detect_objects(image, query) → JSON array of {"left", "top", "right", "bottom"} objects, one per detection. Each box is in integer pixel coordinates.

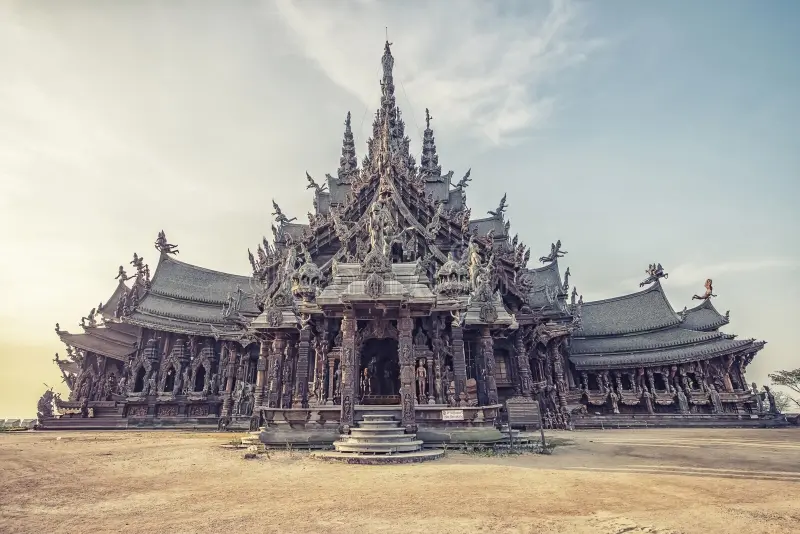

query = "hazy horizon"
[{"left": 1, "top": 0, "right": 798, "bottom": 417}]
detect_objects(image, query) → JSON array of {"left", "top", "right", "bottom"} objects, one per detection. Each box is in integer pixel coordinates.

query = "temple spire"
[
  {"left": 338, "top": 111, "right": 358, "bottom": 182},
  {"left": 419, "top": 108, "right": 441, "bottom": 178}
]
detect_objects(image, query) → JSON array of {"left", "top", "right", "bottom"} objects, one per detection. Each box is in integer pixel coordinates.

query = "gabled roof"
[
  {"left": 148, "top": 255, "right": 258, "bottom": 312},
  {"left": 574, "top": 282, "right": 681, "bottom": 337},
  {"left": 58, "top": 325, "right": 138, "bottom": 361},
  {"left": 468, "top": 216, "right": 505, "bottom": 238},
  {"left": 680, "top": 299, "right": 729, "bottom": 331},
  {"left": 98, "top": 281, "right": 129, "bottom": 320},
  {"left": 519, "top": 260, "right": 565, "bottom": 310},
  {"left": 570, "top": 337, "right": 758, "bottom": 370},
  {"left": 571, "top": 327, "right": 723, "bottom": 355}
]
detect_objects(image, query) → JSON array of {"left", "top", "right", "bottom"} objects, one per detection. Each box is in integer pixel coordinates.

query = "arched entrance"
[{"left": 359, "top": 338, "right": 399, "bottom": 404}]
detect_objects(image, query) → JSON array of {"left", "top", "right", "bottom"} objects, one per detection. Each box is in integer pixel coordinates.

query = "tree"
[
  {"left": 773, "top": 391, "right": 794, "bottom": 413},
  {"left": 768, "top": 369, "right": 800, "bottom": 410}
]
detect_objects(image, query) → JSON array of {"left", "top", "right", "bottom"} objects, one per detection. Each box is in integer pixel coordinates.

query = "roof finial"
[
  {"left": 419, "top": 108, "right": 441, "bottom": 178},
  {"left": 425, "top": 108, "right": 433, "bottom": 130}
]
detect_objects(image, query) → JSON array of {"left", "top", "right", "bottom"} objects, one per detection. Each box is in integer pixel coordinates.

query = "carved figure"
[
  {"left": 271, "top": 199, "right": 297, "bottom": 225},
  {"left": 676, "top": 388, "right": 689, "bottom": 414},
  {"left": 416, "top": 360, "right": 427, "bottom": 402},
  {"left": 305, "top": 171, "right": 329, "bottom": 193},
  {"left": 763, "top": 385, "right": 780, "bottom": 414},
  {"left": 487, "top": 193, "right": 507, "bottom": 218},
  {"left": 751, "top": 382, "right": 763, "bottom": 413},
  {"left": 692, "top": 279, "right": 717, "bottom": 300},
  {"left": 609, "top": 390, "right": 620, "bottom": 414},
  {"left": 539, "top": 240, "right": 567, "bottom": 263},
  {"left": 360, "top": 368, "right": 371, "bottom": 398},
  {"left": 640, "top": 263, "right": 668, "bottom": 287},
  {"left": 37, "top": 388, "right": 56, "bottom": 419},
  {"left": 115, "top": 266, "right": 133, "bottom": 282},
  {"left": 709, "top": 385, "right": 722, "bottom": 414},
  {"left": 454, "top": 168, "right": 471, "bottom": 189},
  {"left": 154, "top": 230, "right": 179, "bottom": 254}
]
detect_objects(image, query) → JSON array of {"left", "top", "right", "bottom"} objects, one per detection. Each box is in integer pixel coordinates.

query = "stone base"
[
  {"left": 310, "top": 449, "right": 444, "bottom": 465},
  {"left": 572, "top": 413, "right": 791, "bottom": 429}
]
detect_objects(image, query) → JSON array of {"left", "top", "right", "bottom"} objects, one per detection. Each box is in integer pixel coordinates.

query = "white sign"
[{"left": 441, "top": 409, "right": 464, "bottom": 421}]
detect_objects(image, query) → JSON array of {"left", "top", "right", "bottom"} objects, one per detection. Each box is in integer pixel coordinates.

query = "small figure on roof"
[
  {"left": 487, "top": 193, "right": 508, "bottom": 218},
  {"left": 639, "top": 262, "right": 668, "bottom": 287},
  {"left": 539, "top": 240, "right": 567, "bottom": 263},
  {"left": 154, "top": 230, "right": 179, "bottom": 255},
  {"left": 115, "top": 266, "right": 133, "bottom": 282},
  {"left": 454, "top": 168, "right": 471, "bottom": 189},
  {"left": 305, "top": 171, "right": 328, "bottom": 193},
  {"left": 691, "top": 279, "right": 717, "bottom": 300},
  {"left": 271, "top": 200, "right": 297, "bottom": 225}
]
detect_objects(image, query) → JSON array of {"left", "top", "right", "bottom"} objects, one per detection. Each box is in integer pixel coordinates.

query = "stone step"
[
  {"left": 357, "top": 421, "right": 401, "bottom": 430},
  {"left": 361, "top": 414, "right": 396, "bottom": 422},
  {"left": 334, "top": 440, "right": 423, "bottom": 454},
  {"left": 349, "top": 425, "right": 406, "bottom": 435},
  {"left": 341, "top": 433, "right": 416, "bottom": 444},
  {"left": 311, "top": 449, "right": 444, "bottom": 465}
]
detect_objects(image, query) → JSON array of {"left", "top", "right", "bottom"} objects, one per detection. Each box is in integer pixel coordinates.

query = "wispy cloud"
[{"left": 271, "top": 0, "right": 600, "bottom": 145}]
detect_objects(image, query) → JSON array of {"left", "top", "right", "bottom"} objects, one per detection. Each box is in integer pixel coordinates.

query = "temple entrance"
[
  {"left": 358, "top": 338, "right": 400, "bottom": 405},
  {"left": 133, "top": 367, "right": 146, "bottom": 393}
]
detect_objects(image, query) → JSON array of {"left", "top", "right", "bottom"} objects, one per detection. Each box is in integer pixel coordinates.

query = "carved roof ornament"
[
  {"left": 434, "top": 252, "right": 470, "bottom": 298},
  {"left": 80, "top": 308, "right": 98, "bottom": 329},
  {"left": 539, "top": 240, "right": 567, "bottom": 263},
  {"left": 691, "top": 278, "right": 717, "bottom": 301},
  {"left": 419, "top": 108, "right": 442, "bottom": 180},
  {"left": 640, "top": 262, "right": 668, "bottom": 287},
  {"left": 454, "top": 168, "right": 471, "bottom": 190},
  {"left": 271, "top": 200, "right": 296, "bottom": 226},
  {"left": 305, "top": 171, "right": 328, "bottom": 193},
  {"left": 487, "top": 193, "right": 508, "bottom": 219},
  {"left": 154, "top": 230, "right": 179, "bottom": 255},
  {"left": 563, "top": 267, "right": 571, "bottom": 292},
  {"left": 115, "top": 265, "right": 133, "bottom": 283},
  {"left": 291, "top": 244, "right": 323, "bottom": 303}
]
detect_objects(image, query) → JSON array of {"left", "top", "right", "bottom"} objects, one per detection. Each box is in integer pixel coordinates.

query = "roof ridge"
[
  {"left": 582, "top": 280, "right": 665, "bottom": 306},
  {"left": 157, "top": 254, "right": 251, "bottom": 281}
]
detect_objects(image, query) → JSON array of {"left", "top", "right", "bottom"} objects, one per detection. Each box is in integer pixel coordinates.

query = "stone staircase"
[{"left": 312, "top": 414, "right": 444, "bottom": 464}]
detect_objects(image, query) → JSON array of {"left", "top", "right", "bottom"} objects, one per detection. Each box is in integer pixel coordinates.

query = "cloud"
[{"left": 271, "top": 0, "right": 599, "bottom": 145}]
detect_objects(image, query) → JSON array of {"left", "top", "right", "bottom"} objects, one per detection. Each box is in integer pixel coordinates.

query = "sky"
[{"left": 0, "top": 0, "right": 798, "bottom": 417}]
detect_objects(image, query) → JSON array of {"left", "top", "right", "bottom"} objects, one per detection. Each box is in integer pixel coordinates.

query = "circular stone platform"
[{"left": 310, "top": 449, "right": 444, "bottom": 465}]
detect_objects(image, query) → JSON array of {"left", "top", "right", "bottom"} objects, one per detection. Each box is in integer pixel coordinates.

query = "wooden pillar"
[
  {"left": 294, "top": 326, "right": 312, "bottom": 408},
  {"left": 398, "top": 311, "right": 416, "bottom": 431},
  {"left": 338, "top": 313, "right": 357, "bottom": 431},
  {"left": 481, "top": 327, "right": 498, "bottom": 405},
  {"left": 326, "top": 352, "right": 337, "bottom": 405},
  {"left": 223, "top": 343, "right": 240, "bottom": 416},
  {"left": 425, "top": 354, "right": 435, "bottom": 404},
  {"left": 549, "top": 340, "right": 568, "bottom": 411},
  {"left": 266, "top": 335, "right": 285, "bottom": 408},
  {"left": 451, "top": 325, "right": 467, "bottom": 401},
  {"left": 514, "top": 331, "right": 533, "bottom": 398}
]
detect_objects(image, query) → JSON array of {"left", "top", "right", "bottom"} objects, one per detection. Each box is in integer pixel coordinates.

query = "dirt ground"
[{"left": 1, "top": 428, "right": 798, "bottom": 534}]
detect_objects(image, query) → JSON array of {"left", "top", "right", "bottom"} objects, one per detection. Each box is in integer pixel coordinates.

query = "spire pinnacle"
[
  {"left": 337, "top": 111, "right": 358, "bottom": 182},
  {"left": 419, "top": 107, "right": 441, "bottom": 178}
]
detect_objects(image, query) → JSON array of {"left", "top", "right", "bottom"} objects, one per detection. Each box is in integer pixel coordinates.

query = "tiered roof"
[
  {"left": 57, "top": 322, "right": 138, "bottom": 361},
  {"left": 570, "top": 282, "right": 764, "bottom": 370}
]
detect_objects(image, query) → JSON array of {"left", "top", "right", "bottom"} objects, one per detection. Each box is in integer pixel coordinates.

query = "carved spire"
[
  {"left": 337, "top": 112, "right": 358, "bottom": 183},
  {"left": 419, "top": 108, "right": 441, "bottom": 179}
]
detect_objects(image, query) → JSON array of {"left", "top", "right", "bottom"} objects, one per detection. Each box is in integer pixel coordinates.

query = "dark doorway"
[
  {"left": 194, "top": 365, "right": 206, "bottom": 392},
  {"left": 133, "top": 367, "right": 146, "bottom": 393},
  {"left": 359, "top": 338, "right": 399, "bottom": 404},
  {"left": 654, "top": 373, "right": 667, "bottom": 391}
]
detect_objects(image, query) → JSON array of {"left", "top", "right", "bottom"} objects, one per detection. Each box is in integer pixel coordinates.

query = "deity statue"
[
  {"left": 182, "top": 367, "right": 192, "bottom": 394},
  {"left": 709, "top": 384, "right": 722, "bottom": 414},
  {"left": 487, "top": 193, "right": 507, "bottom": 218},
  {"left": 360, "top": 368, "right": 371, "bottom": 398},
  {"left": 763, "top": 386, "right": 780, "bottom": 414},
  {"left": 609, "top": 390, "right": 620, "bottom": 414},
  {"left": 465, "top": 235, "right": 482, "bottom": 289},
  {"left": 751, "top": 382, "right": 763, "bottom": 413},
  {"left": 154, "top": 230, "right": 179, "bottom": 254},
  {"left": 271, "top": 199, "right": 297, "bottom": 225},
  {"left": 305, "top": 171, "right": 328, "bottom": 193},
  {"left": 416, "top": 360, "right": 427, "bottom": 402},
  {"left": 539, "top": 240, "right": 567, "bottom": 263},
  {"left": 692, "top": 279, "right": 717, "bottom": 300},
  {"left": 640, "top": 263, "right": 668, "bottom": 287}
]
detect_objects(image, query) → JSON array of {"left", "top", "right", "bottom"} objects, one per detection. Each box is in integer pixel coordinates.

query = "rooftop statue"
[
  {"left": 305, "top": 171, "right": 328, "bottom": 193},
  {"left": 640, "top": 263, "right": 668, "bottom": 287},
  {"left": 154, "top": 230, "right": 179, "bottom": 255},
  {"left": 487, "top": 193, "right": 508, "bottom": 218},
  {"left": 692, "top": 279, "right": 717, "bottom": 300},
  {"left": 115, "top": 266, "right": 133, "bottom": 282},
  {"left": 271, "top": 200, "right": 296, "bottom": 226},
  {"left": 454, "top": 168, "right": 471, "bottom": 189},
  {"left": 539, "top": 240, "right": 567, "bottom": 263}
]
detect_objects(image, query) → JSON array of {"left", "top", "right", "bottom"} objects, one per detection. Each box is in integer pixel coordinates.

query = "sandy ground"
[{"left": 1, "top": 428, "right": 798, "bottom": 534}]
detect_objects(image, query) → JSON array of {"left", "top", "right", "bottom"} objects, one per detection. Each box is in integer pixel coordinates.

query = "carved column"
[
  {"left": 425, "top": 354, "right": 435, "bottom": 404},
  {"left": 481, "top": 327, "right": 498, "bottom": 405},
  {"left": 338, "top": 313, "right": 357, "bottom": 431},
  {"left": 326, "top": 352, "right": 337, "bottom": 405},
  {"left": 451, "top": 325, "right": 467, "bottom": 401},
  {"left": 224, "top": 343, "right": 241, "bottom": 416},
  {"left": 514, "top": 332, "right": 533, "bottom": 398},
  {"left": 549, "top": 340, "right": 568, "bottom": 411},
  {"left": 398, "top": 311, "right": 416, "bottom": 431},
  {"left": 293, "top": 326, "right": 312, "bottom": 408},
  {"left": 266, "top": 335, "right": 285, "bottom": 408}
]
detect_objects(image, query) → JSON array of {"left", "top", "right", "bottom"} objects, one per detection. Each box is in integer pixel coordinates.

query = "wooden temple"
[{"left": 40, "top": 42, "right": 774, "bottom": 442}]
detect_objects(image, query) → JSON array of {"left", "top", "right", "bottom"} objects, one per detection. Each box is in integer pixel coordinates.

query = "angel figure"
[
  {"left": 454, "top": 168, "right": 472, "bottom": 189},
  {"left": 272, "top": 200, "right": 297, "bottom": 225},
  {"left": 487, "top": 193, "right": 508, "bottom": 218},
  {"left": 305, "top": 171, "right": 328, "bottom": 193},
  {"left": 692, "top": 279, "right": 717, "bottom": 300},
  {"left": 115, "top": 266, "right": 133, "bottom": 282},
  {"left": 154, "top": 230, "right": 179, "bottom": 254},
  {"left": 539, "top": 240, "right": 567, "bottom": 263}
]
